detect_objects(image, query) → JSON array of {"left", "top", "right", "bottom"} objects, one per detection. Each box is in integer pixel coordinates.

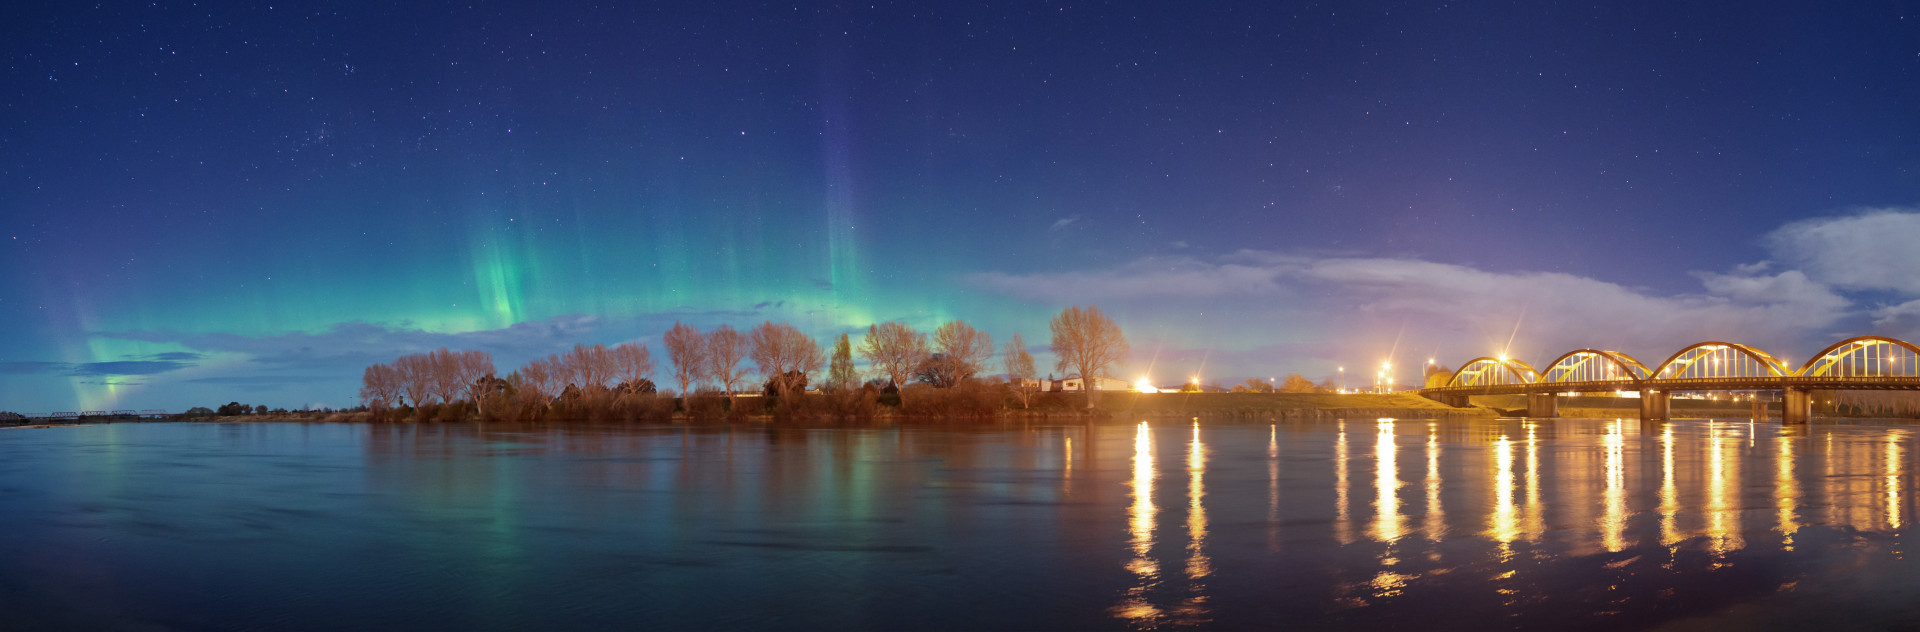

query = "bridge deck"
[{"left": 1422, "top": 376, "right": 1920, "bottom": 397}]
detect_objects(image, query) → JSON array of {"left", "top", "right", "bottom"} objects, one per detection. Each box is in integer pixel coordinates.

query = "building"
[{"left": 1020, "top": 376, "right": 1133, "bottom": 392}]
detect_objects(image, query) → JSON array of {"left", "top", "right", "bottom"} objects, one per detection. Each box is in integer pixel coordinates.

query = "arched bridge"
[{"left": 1419, "top": 336, "right": 1920, "bottom": 423}]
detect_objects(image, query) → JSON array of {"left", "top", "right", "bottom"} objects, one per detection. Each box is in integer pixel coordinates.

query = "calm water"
[{"left": 4, "top": 418, "right": 1920, "bottom": 630}]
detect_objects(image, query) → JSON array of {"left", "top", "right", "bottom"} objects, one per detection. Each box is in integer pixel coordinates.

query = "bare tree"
[
  {"left": 750, "top": 321, "right": 824, "bottom": 399},
  {"left": 560, "top": 343, "right": 616, "bottom": 391},
  {"left": 929, "top": 320, "right": 994, "bottom": 386},
  {"left": 455, "top": 350, "right": 496, "bottom": 413},
  {"left": 360, "top": 363, "right": 402, "bottom": 410},
  {"left": 859, "top": 321, "right": 929, "bottom": 393},
  {"left": 664, "top": 322, "right": 706, "bottom": 405},
  {"left": 515, "top": 357, "right": 561, "bottom": 405},
  {"left": 610, "top": 342, "right": 654, "bottom": 394},
  {"left": 1002, "top": 333, "right": 1036, "bottom": 408},
  {"left": 425, "top": 348, "right": 466, "bottom": 405},
  {"left": 1049, "top": 305, "right": 1129, "bottom": 409},
  {"left": 703, "top": 324, "right": 748, "bottom": 405},
  {"left": 394, "top": 353, "right": 435, "bottom": 408}
]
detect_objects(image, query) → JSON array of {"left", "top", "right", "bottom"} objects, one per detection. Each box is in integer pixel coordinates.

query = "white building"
[{"left": 1021, "top": 376, "right": 1133, "bottom": 392}]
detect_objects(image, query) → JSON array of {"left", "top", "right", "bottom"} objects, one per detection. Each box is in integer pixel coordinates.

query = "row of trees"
[
  {"left": 360, "top": 349, "right": 497, "bottom": 411},
  {"left": 360, "top": 305, "right": 1133, "bottom": 418}
]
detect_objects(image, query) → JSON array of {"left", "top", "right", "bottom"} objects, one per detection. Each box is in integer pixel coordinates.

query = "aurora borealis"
[{"left": 4, "top": 3, "right": 1919, "bottom": 412}]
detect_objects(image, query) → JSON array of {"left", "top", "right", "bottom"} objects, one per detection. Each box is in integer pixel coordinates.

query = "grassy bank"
[{"left": 1078, "top": 392, "right": 1493, "bottom": 420}]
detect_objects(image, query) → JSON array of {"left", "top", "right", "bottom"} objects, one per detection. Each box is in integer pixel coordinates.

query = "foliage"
[
  {"left": 828, "top": 333, "right": 856, "bottom": 390},
  {"left": 1278, "top": 373, "right": 1318, "bottom": 393},
  {"left": 762, "top": 370, "right": 810, "bottom": 396}
]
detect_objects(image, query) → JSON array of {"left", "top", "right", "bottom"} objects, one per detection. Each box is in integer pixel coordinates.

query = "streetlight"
[{"left": 1339, "top": 367, "right": 1345, "bottom": 393}]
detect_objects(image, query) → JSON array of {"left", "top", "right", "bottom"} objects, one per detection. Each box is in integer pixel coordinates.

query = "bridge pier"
[
  {"left": 1782, "top": 388, "right": 1812, "bottom": 424},
  {"left": 1639, "top": 390, "right": 1669, "bottom": 421},
  {"left": 1526, "top": 392, "right": 1558, "bottom": 418},
  {"left": 1422, "top": 392, "right": 1472, "bottom": 408}
]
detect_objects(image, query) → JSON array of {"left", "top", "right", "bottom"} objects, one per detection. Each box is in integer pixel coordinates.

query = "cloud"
[
  {"left": 965, "top": 249, "right": 1855, "bottom": 362},
  {"left": 0, "top": 359, "right": 198, "bottom": 376},
  {"left": 69, "top": 360, "right": 199, "bottom": 376},
  {"left": 965, "top": 254, "right": 1293, "bottom": 301},
  {"left": 93, "top": 309, "right": 779, "bottom": 376},
  {"left": 1049, "top": 215, "right": 1081, "bottom": 231},
  {"left": 0, "top": 361, "right": 67, "bottom": 375},
  {"left": 1872, "top": 299, "right": 1920, "bottom": 334},
  {"left": 1766, "top": 208, "right": 1920, "bottom": 295}
]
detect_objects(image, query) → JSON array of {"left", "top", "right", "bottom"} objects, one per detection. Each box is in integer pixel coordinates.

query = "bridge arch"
[
  {"left": 1540, "top": 349, "right": 1650, "bottom": 384},
  {"left": 1446, "top": 357, "right": 1540, "bottom": 388},
  {"left": 1652, "top": 341, "right": 1789, "bottom": 380},
  {"left": 1795, "top": 336, "right": 1920, "bottom": 378}
]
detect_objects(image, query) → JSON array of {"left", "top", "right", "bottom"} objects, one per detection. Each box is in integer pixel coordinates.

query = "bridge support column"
[
  {"left": 1782, "top": 388, "right": 1812, "bottom": 424},
  {"left": 1421, "top": 392, "right": 1472, "bottom": 408},
  {"left": 1526, "top": 392, "right": 1558, "bottom": 418},
  {"left": 1639, "top": 390, "right": 1669, "bottom": 421}
]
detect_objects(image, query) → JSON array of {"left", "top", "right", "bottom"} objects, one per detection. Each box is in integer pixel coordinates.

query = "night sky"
[{"left": 4, "top": 2, "right": 1919, "bottom": 412}]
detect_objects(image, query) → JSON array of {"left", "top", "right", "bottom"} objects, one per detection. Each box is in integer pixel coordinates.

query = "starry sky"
[{"left": 4, "top": 2, "right": 1919, "bottom": 412}]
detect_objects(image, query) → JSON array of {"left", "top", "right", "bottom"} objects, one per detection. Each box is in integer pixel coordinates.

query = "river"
[{"left": 2, "top": 418, "right": 1919, "bottom": 630}]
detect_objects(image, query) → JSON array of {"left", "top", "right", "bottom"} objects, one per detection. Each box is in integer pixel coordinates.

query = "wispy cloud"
[
  {"left": 1049, "top": 215, "right": 1081, "bottom": 231},
  {"left": 1766, "top": 208, "right": 1920, "bottom": 295},
  {"left": 0, "top": 358, "right": 200, "bottom": 377},
  {"left": 965, "top": 246, "right": 1858, "bottom": 364}
]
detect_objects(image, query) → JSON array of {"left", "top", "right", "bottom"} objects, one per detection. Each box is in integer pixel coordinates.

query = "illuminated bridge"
[{"left": 1419, "top": 336, "right": 1920, "bottom": 423}]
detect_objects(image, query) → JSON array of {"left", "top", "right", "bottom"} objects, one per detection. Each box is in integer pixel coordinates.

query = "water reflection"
[
  {"left": 1707, "top": 421, "right": 1745, "bottom": 558},
  {"left": 1889, "top": 432, "right": 1903, "bottom": 530},
  {"left": 1423, "top": 422, "right": 1444, "bottom": 542},
  {"left": 1602, "top": 419, "right": 1626, "bottom": 553},
  {"left": 1180, "top": 422, "right": 1210, "bottom": 623},
  {"left": 1335, "top": 420, "right": 1352, "bottom": 545},
  {"left": 1373, "top": 419, "right": 1403, "bottom": 543},
  {"left": 16, "top": 419, "right": 1920, "bottom": 629},
  {"left": 1778, "top": 427, "right": 1800, "bottom": 549},
  {"left": 1491, "top": 433, "right": 1518, "bottom": 547},
  {"left": 1117, "top": 422, "right": 1159, "bottom": 623},
  {"left": 1269, "top": 425, "right": 1280, "bottom": 551}
]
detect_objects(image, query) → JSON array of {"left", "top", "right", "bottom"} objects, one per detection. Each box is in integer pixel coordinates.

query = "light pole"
[{"left": 1338, "top": 367, "right": 1345, "bottom": 393}]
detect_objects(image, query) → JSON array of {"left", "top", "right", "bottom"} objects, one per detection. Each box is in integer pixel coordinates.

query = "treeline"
[{"left": 359, "top": 306, "right": 1131, "bottom": 421}]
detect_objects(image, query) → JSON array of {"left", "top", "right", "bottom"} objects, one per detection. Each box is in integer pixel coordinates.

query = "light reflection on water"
[{"left": 10, "top": 419, "right": 1920, "bottom": 629}]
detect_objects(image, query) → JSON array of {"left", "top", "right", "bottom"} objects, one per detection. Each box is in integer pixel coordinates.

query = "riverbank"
[{"left": 1086, "top": 391, "right": 1494, "bottom": 420}]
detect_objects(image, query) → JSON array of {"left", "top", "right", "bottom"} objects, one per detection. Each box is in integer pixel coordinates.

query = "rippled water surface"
[{"left": 6, "top": 418, "right": 1920, "bottom": 630}]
